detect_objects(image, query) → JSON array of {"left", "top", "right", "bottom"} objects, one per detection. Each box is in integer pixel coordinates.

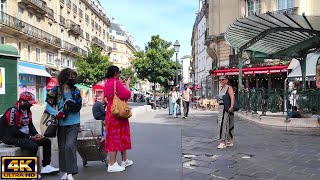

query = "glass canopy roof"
[{"left": 225, "top": 13, "right": 320, "bottom": 59}]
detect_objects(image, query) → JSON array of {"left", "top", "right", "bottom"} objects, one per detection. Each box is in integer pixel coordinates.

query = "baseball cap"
[{"left": 19, "top": 92, "right": 36, "bottom": 104}]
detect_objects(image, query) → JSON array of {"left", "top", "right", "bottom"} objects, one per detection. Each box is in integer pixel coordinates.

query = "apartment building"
[
  {"left": 192, "top": 0, "right": 320, "bottom": 97},
  {"left": 109, "top": 19, "right": 136, "bottom": 69},
  {"left": 0, "top": 0, "right": 110, "bottom": 103}
]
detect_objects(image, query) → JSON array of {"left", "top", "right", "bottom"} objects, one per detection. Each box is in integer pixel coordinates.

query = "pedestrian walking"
[
  {"left": 46, "top": 68, "right": 82, "bottom": 180},
  {"left": 0, "top": 92, "right": 59, "bottom": 179},
  {"left": 104, "top": 65, "right": 133, "bottom": 173},
  {"left": 172, "top": 86, "right": 180, "bottom": 118},
  {"left": 217, "top": 76, "right": 235, "bottom": 149},
  {"left": 182, "top": 84, "right": 192, "bottom": 119}
]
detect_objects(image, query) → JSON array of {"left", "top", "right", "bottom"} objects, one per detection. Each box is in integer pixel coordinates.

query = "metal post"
[
  {"left": 175, "top": 52, "right": 178, "bottom": 86},
  {"left": 299, "top": 55, "right": 307, "bottom": 89},
  {"left": 238, "top": 50, "right": 243, "bottom": 94}
]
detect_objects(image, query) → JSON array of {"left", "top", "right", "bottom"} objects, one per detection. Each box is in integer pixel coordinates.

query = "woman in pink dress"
[{"left": 104, "top": 65, "right": 133, "bottom": 172}]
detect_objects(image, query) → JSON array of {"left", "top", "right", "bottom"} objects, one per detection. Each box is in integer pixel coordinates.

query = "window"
[
  {"left": 1, "top": 0, "right": 7, "bottom": 13},
  {"left": 47, "top": 52, "right": 54, "bottom": 64},
  {"left": 28, "top": 12, "right": 33, "bottom": 24},
  {"left": 61, "top": 58, "right": 65, "bottom": 67},
  {"left": 18, "top": 7, "right": 23, "bottom": 20},
  {"left": 0, "top": 37, "right": 5, "bottom": 44},
  {"left": 28, "top": 45, "right": 32, "bottom": 61},
  {"left": 36, "top": 48, "right": 41, "bottom": 62},
  {"left": 67, "top": 59, "right": 70, "bottom": 67},
  {"left": 247, "top": 0, "right": 261, "bottom": 16},
  {"left": 277, "top": 0, "right": 294, "bottom": 10}
]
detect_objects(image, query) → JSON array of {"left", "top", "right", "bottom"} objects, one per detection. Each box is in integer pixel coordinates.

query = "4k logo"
[{"left": 1, "top": 157, "right": 38, "bottom": 179}]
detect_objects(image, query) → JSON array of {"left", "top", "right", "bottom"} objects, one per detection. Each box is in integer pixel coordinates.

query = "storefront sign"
[{"left": 0, "top": 67, "right": 5, "bottom": 94}]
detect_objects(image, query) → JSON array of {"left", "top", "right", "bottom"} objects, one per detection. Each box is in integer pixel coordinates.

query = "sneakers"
[
  {"left": 107, "top": 162, "right": 125, "bottom": 172},
  {"left": 226, "top": 142, "right": 234, "bottom": 147},
  {"left": 61, "top": 173, "right": 67, "bottom": 180},
  {"left": 217, "top": 143, "right": 226, "bottom": 149},
  {"left": 121, "top": 159, "right": 133, "bottom": 167},
  {"left": 40, "top": 165, "right": 59, "bottom": 174}
]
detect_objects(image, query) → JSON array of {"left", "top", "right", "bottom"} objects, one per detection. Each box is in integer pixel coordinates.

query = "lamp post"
[{"left": 173, "top": 40, "right": 180, "bottom": 86}]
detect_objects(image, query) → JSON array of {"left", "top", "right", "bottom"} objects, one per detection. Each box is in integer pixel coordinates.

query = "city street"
[{"left": 26, "top": 108, "right": 320, "bottom": 180}]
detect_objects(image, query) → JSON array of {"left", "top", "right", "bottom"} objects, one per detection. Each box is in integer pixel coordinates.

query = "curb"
[{"left": 235, "top": 111, "right": 320, "bottom": 135}]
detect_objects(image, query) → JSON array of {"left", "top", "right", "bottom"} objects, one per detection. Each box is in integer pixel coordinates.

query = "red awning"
[
  {"left": 46, "top": 77, "right": 58, "bottom": 90},
  {"left": 213, "top": 65, "right": 288, "bottom": 76}
]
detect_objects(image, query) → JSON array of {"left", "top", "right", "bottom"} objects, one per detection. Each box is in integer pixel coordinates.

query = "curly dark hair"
[{"left": 58, "top": 68, "right": 77, "bottom": 85}]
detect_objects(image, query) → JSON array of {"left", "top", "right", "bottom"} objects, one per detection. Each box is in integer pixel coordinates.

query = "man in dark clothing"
[
  {"left": 0, "top": 92, "right": 59, "bottom": 175},
  {"left": 92, "top": 97, "right": 106, "bottom": 120}
]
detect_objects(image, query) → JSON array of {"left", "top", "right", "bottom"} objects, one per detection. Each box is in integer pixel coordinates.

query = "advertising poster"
[
  {"left": 0, "top": 67, "right": 5, "bottom": 94},
  {"left": 317, "top": 58, "right": 320, "bottom": 88}
]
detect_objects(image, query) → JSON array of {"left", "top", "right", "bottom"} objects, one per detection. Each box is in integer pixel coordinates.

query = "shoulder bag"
[
  {"left": 223, "top": 86, "right": 240, "bottom": 111},
  {"left": 111, "top": 81, "right": 132, "bottom": 119}
]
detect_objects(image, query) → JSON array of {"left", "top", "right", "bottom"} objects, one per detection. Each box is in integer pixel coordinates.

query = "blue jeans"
[{"left": 173, "top": 103, "right": 178, "bottom": 117}]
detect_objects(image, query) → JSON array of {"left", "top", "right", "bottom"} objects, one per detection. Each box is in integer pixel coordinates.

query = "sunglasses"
[{"left": 219, "top": 79, "right": 226, "bottom": 81}]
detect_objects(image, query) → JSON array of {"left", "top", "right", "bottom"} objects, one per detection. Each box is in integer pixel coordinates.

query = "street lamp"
[{"left": 173, "top": 40, "right": 180, "bottom": 86}]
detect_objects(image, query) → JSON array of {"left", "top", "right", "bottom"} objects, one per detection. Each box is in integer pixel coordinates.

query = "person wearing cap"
[
  {"left": 217, "top": 76, "right": 235, "bottom": 149},
  {"left": 0, "top": 92, "right": 59, "bottom": 177}
]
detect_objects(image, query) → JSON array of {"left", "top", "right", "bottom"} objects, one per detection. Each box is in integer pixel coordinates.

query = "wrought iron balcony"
[
  {"left": 67, "top": 0, "right": 71, "bottom": 9},
  {"left": 0, "top": 11, "right": 61, "bottom": 47},
  {"left": 92, "top": 36, "right": 105, "bottom": 49},
  {"left": 47, "top": 8, "right": 54, "bottom": 21},
  {"left": 67, "top": 20, "right": 83, "bottom": 36},
  {"left": 60, "top": 16, "right": 66, "bottom": 27},
  {"left": 19, "top": 0, "right": 47, "bottom": 15},
  {"left": 82, "top": 0, "right": 111, "bottom": 27},
  {"left": 60, "top": 0, "right": 64, "bottom": 7},
  {"left": 61, "top": 40, "right": 87, "bottom": 56},
  {"left": 271, "top": 7, "right": 298, "bottom": 15}
]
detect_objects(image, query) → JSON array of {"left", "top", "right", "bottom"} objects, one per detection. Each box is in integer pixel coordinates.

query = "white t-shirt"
[
  {"left": 172, "top": 91, "right": 180, "bottom": 103},
  {"left": 182, "top": 88, "right": 192, "bottom": 102},
  {"left": 19, "top": 110, "right": 30, "bottom": 134}
]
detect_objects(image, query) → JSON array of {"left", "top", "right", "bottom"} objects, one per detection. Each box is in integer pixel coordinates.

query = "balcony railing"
[
  {"left": 229, "top": 55, "right": 238, "bottom": 67},
  {"left": 67, "top": 20, "right": 83, "bottom": 36},
  {"left": 20, "top": 0, "right": 47, "bottom": 14},
  {"left": 73, "top": 4, "right": 77, "bottom": 14},
  {"left": 60, "top": 0, "right": 64, "bottom": 7},
  {"left": 92, "top": 36, "right": 105, "bottom": 49},
  {"left": 60, "top": 16, "right": 66, "bottom": 27},
  {"left": 62, "top": 40, "right": 87, "bottom": 56},
  {"left": 0, "top": 11, "right": 61, "bottom": 47},
  {"left": 47, "top": 8, "right": 54, "bottom": 20},
  {"left": 271, "top": 7, "right": 298, "bottom": 15},
  {"left": 67, "top": 0, "right": 71, "bottom": 9}
]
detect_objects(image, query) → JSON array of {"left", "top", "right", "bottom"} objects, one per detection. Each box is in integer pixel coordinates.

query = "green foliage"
[
  {"left": 75, "top": 44, "right": 112, "bottom": 86},
  {"left": 120, "top": 66, "right": 138, "bottom": 88},
  {"left": 132, "top": 35, "right": 177, "bottom": 88}
]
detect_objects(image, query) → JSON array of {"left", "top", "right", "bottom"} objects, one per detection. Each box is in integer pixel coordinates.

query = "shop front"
[
  {"left": 213, "top": 65, "right": 288, "bottom": 90},
  {"left": 18, "top": 62, "right": 51, "bottom": 104}
]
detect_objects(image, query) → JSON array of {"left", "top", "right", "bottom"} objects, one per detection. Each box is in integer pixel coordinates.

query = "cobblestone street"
[{"left": 181, "top": 110, "right": 320, "bottom": 180}]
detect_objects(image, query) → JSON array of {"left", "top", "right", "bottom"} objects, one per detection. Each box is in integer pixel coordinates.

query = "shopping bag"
[{"left": 40, "top": 110, "right": 58, "bottom": 137}]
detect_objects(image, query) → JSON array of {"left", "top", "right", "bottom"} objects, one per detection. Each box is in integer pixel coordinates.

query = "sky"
[{"left": 102, "top": 0, "right": 199, "bottom": 59}]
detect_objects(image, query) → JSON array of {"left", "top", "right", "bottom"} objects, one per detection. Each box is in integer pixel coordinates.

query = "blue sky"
[{"left": 102, "top": 0, "right": 198, "bottom": 59}]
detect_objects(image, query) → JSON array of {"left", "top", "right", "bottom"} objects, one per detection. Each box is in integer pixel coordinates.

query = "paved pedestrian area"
[{"left": 181, "top": 110, "right": 320, "bottom": 180}]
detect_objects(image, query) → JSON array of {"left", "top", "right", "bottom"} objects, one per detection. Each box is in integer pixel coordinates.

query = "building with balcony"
[
  {"left": 0, "top": 0, "right": 111, "bottom": 103},
  {"left": 191, "top": 0, "right": 320, "bottom": 96},
  {"left": 109, "top": 19, "right": 136, "bottom": 68}
]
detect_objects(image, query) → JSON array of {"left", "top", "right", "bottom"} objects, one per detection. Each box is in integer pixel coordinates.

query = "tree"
[
  {"left": 132, "top": 35, "right": 177, "bottom": 89},
  {"left": 75, "top": 45, "right": 112, "bottom": 86},
  {"left": 120, "top": 66, "right": 138, "bottom": 88}
]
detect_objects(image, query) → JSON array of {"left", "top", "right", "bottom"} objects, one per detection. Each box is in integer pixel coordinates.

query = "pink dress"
[{"left": 104, "top": 78, "right": 132, "bottom": 152}]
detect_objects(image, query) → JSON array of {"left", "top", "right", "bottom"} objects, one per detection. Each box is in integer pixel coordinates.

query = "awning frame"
[{"left": 225, "top": 12, "right": 320, "bottom": 90}]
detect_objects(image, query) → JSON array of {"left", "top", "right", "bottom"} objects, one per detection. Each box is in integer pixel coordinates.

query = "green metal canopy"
[
  {"left": 75, "top": 84, "right": 91, "bottom": 90},
  {"left": 225, "top": 12, "right": 320, "bottom": 90},
  {"left": 0, "top": 44, "right": 19, "bottom": 57}
]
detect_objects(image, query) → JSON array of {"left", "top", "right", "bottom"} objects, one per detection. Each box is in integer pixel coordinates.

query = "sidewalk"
[{"left": 181, "top": 110, "right": 320, "bottom": 180}]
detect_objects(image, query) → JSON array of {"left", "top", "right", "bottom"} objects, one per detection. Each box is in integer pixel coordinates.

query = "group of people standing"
[
  {"left": 169, "top": 84, "right": 193, "bottom": 119},
  {"left": 0, "top": 65, "right": 133, "bottom": 180}
]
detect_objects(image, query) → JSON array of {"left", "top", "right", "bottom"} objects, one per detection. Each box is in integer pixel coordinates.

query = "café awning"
[{"left": 214, "top": 65, "right": 288, "bottom": 76}]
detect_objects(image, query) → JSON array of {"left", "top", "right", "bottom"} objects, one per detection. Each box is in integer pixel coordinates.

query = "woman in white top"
[{"left": 171, "top": 86, "right": 180, "bottom": 118}]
